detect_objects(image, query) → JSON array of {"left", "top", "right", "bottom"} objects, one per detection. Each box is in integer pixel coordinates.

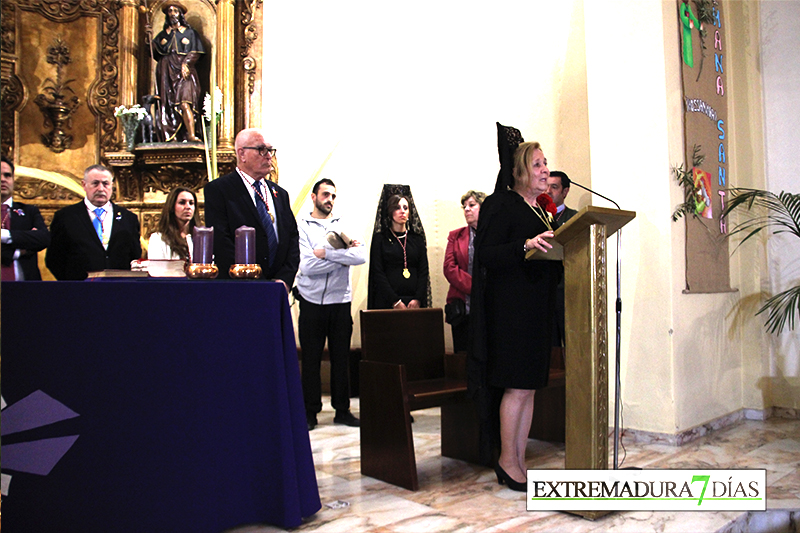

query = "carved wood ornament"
[{"left": 0, "top": 0, "right": 264, "bottom": 270}]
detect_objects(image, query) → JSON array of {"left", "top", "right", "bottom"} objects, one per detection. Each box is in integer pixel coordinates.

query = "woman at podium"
[
  {"left": 473, "top": 137, "right": 560, "bottom": 492},
  {"left": 148, "top": 187, "right": 200, "bottom": 261}
]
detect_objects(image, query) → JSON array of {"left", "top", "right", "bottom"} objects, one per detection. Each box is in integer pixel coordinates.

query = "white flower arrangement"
[
  {"left": 203, "top": 86, "right": 223, "bottom": 123},
  {"left": 114, "top": 104, "right": 148, "bottom": 120},
  {"left": 115, "top": 104, "right": 147, "bottom": 151},
  {"left": 201, "top": 87, "right": 223, "bottom": 181}
]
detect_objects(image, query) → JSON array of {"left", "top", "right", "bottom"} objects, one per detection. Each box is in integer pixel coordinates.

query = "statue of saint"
[{"left": 152, "top": 2, "right": 205, "bottom": 143}]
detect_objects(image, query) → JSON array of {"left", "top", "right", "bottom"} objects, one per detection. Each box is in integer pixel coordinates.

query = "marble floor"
[{"left": 230, "top": 398, "right": 800, "bottom": 533}]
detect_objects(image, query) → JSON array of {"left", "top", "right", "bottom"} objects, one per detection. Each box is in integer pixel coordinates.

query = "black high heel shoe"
[{"left": 494, "top": 464, "right": 527, "bottom": 492}]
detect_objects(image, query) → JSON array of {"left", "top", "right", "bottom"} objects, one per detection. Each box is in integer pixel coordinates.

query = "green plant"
[
  {"left": 672, "top": 144, "right": 706, "bottom": 221},
  {"left": 723, "top": 188, "right": 800, "bottom": 333},
  {"left": 692, "top": 0, "right": 717, "bottom": 82}
]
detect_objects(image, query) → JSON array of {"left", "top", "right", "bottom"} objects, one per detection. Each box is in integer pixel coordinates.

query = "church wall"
[
  {"left": 261, "top": 0, "right": 591, "bottom": 351},
  {"left": 759, "top": 0, "right": 800, "bottom": 409},
  {"left": 261, "top": 0, "right": 792, "bottom": 436}
]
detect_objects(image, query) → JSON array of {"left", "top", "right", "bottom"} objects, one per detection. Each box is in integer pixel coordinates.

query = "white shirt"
[
  {"left": 2, "top": 197, "right": 23, "bottom": 280},
  {"left": 236, "top": 168, "right": 280, "bottom": 243},
  {"left": 84, "top": 198, "right": 113, "bottom": 249},
  {"left": 148, "top": 232, "right": 193, "bottom": 261}
]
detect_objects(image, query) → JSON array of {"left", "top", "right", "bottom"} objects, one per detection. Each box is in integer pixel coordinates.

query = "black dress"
[
  {"left": 368, "top": 230, "right": 429, "bottom": 309},
  {"left": 476, "top": 189, "right": 560, "bottom": 390}
]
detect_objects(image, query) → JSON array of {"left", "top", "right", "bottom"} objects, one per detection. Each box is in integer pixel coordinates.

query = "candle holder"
[
  {"left": 229, "top": 264, "right": 262, "bottom": 279},
  {"left": 186, "top": 263, "right": 219, "bottom": 279}
]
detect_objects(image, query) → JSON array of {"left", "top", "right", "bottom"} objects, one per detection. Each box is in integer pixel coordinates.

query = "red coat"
[{"left": 443, "top": 226, "right": 472, "bottom": 304}]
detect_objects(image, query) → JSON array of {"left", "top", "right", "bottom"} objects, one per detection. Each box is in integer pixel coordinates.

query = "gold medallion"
[{"left": 403, "top": 268, "right": 411, "bottom": 279}]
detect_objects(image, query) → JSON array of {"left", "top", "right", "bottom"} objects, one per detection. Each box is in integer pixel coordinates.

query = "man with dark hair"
[
  {"left": 1, "top": 155, "right": 50, "bottom": 280},
  {"left": 296, "top": 178, "right": 365, "bottom": 430},
  {"left": 547, "top": 170, "right": 578, "bottom": 225},
  {"left": 152, "top": 2, "right": 205, "bottom": 142},
  {"left": 46, "top": 165, "right": 141, "bottom": 279}
]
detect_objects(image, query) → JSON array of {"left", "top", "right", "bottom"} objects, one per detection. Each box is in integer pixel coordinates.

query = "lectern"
[{"left": 527, "top": 206, "right": 635, "bottom": 477}]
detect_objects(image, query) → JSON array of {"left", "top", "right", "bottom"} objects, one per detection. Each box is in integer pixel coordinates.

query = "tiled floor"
[{"left": 230, "top": 398, "right": 800, "bottom": 533}]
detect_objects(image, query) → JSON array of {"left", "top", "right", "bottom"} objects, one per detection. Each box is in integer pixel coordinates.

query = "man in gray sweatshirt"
[{"left": 296, "top": 178, "right": 366, "bottom": 430}]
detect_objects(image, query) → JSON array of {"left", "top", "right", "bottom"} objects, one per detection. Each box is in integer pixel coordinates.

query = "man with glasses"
[{"left": 204, "top": 128, "right": 299, "bottom": 291}]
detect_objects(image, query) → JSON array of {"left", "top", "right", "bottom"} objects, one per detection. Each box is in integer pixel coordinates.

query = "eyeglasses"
[{"left": 241, "top": 146, "right": 277, "bottom": 158}]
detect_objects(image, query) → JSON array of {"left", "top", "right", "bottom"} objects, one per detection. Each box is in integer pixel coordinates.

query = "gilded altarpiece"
[{"left": 0, "top": 0, "right": 265, "bottom": 279}]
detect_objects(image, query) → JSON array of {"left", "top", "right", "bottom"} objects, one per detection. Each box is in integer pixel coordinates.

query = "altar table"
[{"left": 1, "top": 280, "right": 321, "bottom": 532}]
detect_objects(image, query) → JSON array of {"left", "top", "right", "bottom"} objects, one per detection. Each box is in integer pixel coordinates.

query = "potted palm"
[{"left": 723, "top": 188, "right": 800, "bottom": 333}]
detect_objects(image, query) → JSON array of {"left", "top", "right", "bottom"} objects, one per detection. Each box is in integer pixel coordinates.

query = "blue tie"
[
  {"left": 253, "top": 180, "right": 278, "bottom": 268},
  {"left": 93, "top": 207, "right": 105, "bottom": 242}
]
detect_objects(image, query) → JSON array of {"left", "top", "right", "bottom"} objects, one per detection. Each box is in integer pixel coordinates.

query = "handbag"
[{"left": 444, "top": 299, "right": 467, "bottom": 326}]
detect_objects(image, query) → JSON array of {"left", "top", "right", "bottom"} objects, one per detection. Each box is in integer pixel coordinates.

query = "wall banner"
[{"left": 679, "top": 0, "right": 731, "bottom": 292}]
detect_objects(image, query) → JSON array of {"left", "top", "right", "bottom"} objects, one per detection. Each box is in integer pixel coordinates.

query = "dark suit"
[
  {"left": 46, "top": 201, "right": 142, "bottom": 280},
  {"left": 2, "top": 201, "right": 50, "bottom": 280},
  {"left": 204, "top": 171, "right": 299, "bottom": 287}
]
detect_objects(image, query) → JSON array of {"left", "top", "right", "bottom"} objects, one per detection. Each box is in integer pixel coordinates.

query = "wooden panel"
[
  {"left": 359, "top": 360, "right": 418, "bottom": 491},
  {"left": 359, "top": 308, "right": 446, "bottom": 382}
]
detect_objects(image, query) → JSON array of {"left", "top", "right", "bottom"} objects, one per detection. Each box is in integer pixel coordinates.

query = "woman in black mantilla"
[
  {"left": 469, "top": 124, "right": 561, "bottom": 492},
  {"left": 368, "top": 185, "right": 431, "bottom": 310}
]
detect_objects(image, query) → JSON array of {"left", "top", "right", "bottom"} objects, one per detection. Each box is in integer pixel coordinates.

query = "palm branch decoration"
[
  {"left": 692, "top": 0, "right": 717, "bottom": 82},
  {"left": 672, "top": 144, "right": 706, "bottom": 221},
  {"left": 723, "top": 188, "right": 800, "bottom": 334}
]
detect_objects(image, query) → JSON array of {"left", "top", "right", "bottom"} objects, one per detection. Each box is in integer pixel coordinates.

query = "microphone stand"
[{"left": 569, "top": 181, "right": 626, "bottom": 470}]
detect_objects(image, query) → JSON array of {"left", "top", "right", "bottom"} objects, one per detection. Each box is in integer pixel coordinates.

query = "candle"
[
  {"left": 192, "top": 226, "right": 214, "bottom": 264},
  {"left": 235, "top": 226, "right": 256, "bottom": 265}
]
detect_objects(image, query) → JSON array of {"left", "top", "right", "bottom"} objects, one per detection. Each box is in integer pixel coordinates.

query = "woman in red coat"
[{"left": 443, "top": 190, "right": 486, "bottom": 352}]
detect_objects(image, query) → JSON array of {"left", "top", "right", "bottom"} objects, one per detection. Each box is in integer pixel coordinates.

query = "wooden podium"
[{"left": 527, "top": 206, "right": 635, "bottom": 475}]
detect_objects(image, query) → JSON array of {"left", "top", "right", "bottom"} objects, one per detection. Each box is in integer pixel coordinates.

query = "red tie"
[{"left": 2, "top": 204, "right": 16, "bottom": 281}]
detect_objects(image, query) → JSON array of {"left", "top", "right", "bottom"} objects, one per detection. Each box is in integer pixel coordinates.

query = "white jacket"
[{"left": 295, "top": 212, "right": 366, "bottom": 305}]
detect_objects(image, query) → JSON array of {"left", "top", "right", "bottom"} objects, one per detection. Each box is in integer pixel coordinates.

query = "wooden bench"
[
  {"left": 359, "top": 308, "right": 477, "bottom": 491},
  {"left": 359, "top": 309, "right": 566, "bottom": 490}
]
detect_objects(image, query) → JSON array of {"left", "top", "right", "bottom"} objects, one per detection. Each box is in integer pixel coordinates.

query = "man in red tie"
[{"left": 1, "top": 155, "right": 50, "bottom": 281}]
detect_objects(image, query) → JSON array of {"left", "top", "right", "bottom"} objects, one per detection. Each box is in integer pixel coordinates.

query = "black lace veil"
[
  {"left": 369, "top": 184, "right": 432, "bottom": 308},
  {"left": 494, "top": 122, "right": 524, "bottom": 193}
]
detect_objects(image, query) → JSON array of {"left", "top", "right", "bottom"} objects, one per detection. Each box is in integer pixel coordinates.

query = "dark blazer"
[
  {"left": 204, "top": 171, "right": 299, "bottom": 287},
  {"left": 2, "top": 201, "right": 50, "bottom": 280},
  {"left": 443, "top": 225, "right": 472, "bottom": 304},
  {"left": 46, "top": 201, "right": 142, "bottom": 280},
  {"left": 558, "top": 205, "right": 578, "bottom": 224}
]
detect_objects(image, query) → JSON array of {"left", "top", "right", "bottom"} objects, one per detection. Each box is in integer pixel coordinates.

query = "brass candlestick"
[
  {"left": 229, "top": 264, "right": 262, "bottom": 279},
  {"left": 186, "top": 263, "right": 219, "bottom": 279}
]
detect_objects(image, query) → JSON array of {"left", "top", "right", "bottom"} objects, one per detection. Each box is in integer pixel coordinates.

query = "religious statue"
[{"left": 151, "top": 2, "right": 205, "bottom": 143}]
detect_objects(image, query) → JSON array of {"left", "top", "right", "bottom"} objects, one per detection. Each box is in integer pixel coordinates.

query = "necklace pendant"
[{"left": 403, "top": 268, "right": 411, "bottom": 279}]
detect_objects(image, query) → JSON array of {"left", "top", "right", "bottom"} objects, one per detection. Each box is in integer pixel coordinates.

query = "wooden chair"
[{"left": 358, "top": 308, "right": 477, "bottom": 491}]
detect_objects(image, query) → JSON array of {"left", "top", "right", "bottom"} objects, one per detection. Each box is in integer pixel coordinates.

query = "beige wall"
[{"left": 262, "top": 0, "right": 793, "bottom": 435}]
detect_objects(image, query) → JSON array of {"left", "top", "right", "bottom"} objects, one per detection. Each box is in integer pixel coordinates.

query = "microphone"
[{"left": 569, "top": 180, "right": 621, "bottom": 210}]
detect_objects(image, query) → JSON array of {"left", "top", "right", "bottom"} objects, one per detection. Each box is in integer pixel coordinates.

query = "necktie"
[
  {"left": 252, "top": 180, "right": 277, "bottom": 268},
  {"left": 93, "top": 207, "right": 105, "bottom": 242},
  {"left": 2, "top": 204, "right": 15, "bottom": 281}
]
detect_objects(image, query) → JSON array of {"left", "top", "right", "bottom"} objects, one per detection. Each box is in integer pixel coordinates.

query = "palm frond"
[
  {"left": 672, "top": 145, "right": 707, "bottom": 221},
  {"left": 723, "top": 188, "right": 800, "bottom": 250},
  {"left": 756, "top": 285, "right": 800, "bottom": 334},
  {"left": 724, "top": 187, "right": 800, "bottom": 334}
]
